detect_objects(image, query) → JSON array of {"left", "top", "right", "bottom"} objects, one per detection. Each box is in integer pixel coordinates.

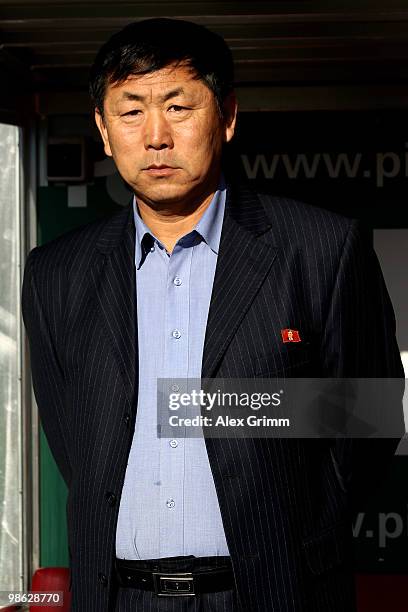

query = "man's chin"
[{"left": 133, "top": 183, "right": 199, "bottom": 208}]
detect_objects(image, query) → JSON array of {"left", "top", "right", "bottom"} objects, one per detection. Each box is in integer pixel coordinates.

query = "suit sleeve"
[
  {"left": 22, "top": 248, "right": 72, "bottom": 487},
  {"left": 320, "top": 219, "right": 405, "bottom": 510}
]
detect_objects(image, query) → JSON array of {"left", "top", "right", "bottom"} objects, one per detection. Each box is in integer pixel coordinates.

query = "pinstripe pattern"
[{"left": 22, "top": 182, "right": 405, "bottom": 611}]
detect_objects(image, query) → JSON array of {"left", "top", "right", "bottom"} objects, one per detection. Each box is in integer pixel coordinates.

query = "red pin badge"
[{"left": 281, "top": 328, "right": 301, "bottom": 343}]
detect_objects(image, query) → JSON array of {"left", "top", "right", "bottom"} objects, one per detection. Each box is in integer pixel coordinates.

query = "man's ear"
[
  {"left": 222, "top": 91, "right": 238, "bottom": 143},
  {"left": 94, "top": 108, "right": 113, "bottom": 157}
]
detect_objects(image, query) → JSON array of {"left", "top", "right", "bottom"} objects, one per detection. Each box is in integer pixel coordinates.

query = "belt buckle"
[{"left": 152, "top": 571, "right": 195, "bottom": 596}]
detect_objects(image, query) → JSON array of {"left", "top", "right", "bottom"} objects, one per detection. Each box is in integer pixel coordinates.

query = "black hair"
[{"left": 89, "top": 18, "right": 234, "bottom": 118}]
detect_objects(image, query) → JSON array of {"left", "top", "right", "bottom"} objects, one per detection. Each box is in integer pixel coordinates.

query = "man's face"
[{"left": 94, "top": 63, "right": 237, "bottom": 208}]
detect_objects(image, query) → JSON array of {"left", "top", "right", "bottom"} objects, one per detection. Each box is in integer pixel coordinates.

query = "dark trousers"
[{"left": 114, "top": 556, "right": 239, "bottom": 612}]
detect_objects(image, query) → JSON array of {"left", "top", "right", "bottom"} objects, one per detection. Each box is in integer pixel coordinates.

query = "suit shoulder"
[
  {"left": 253, "top": 190, "right": 360, "bottom": 254},
  {"left": 25, "top": 205, "right": 130, "bottom": 274},
  {"left": 257, "top": 191, "right": 354, "bottom": 233}
]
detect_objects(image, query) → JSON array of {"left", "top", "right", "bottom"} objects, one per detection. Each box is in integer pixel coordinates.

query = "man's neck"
[{"left": 136, "top": 190, "right": 216, "bottom": 254}]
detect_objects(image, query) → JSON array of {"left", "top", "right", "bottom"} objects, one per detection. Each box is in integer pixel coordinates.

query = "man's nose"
[{"left": 144, "top": 111, "right": 174, "bottom": 150}]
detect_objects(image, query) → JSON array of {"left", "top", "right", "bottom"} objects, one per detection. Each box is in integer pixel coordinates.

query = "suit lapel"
[
  {"left": 93, "top": 203, "right": 138, "bottom": 411},
  {"left": 201, "top": 183, "right": 278, "bottom": 378}
]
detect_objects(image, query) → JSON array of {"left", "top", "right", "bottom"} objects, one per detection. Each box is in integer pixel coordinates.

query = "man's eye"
[
  {"left": 123, "top": 110, "right": 141, "bottom": 116},
  {"left": 169, "top": 105, "right": 188, "bottom": 112}
]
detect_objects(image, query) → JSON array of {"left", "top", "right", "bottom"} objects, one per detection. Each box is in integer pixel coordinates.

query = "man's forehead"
[{"left": 108, "top": 65, "right": 204, "bottom": 97}]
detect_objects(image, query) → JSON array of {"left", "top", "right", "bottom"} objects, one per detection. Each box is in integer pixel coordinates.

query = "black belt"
[{"left": 115, "top": 556, "right": 235, "bottom": 597}]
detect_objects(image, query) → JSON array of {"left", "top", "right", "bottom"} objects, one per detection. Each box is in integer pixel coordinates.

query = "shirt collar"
[
  {"left": 133, "top": 204, "right": 155, "bottom": 269},
  {"left": 133, "top": 174, "right": 226, "bottom": 269}
]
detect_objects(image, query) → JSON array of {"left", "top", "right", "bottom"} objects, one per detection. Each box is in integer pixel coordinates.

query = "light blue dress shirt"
[{"left": 115, "top": 178, "right": 230, "bottom": 559}]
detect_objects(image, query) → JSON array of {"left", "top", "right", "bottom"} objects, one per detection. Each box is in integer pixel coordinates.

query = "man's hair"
[{"left": 89, "top": 18, "right": 234, "bottom": 119}]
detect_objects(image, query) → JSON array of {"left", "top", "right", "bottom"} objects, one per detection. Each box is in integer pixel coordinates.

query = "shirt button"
[
  {"left": 171, "top": 383, "right": 179, "bottom": 392},
  {"left": 173, "top": 277, "right": 182, "bottom": 286},
  {"left": 123, "top": 413, "right": 131, "bottom": 427},
  {"left": 166, "top": 499, "right": 175, "bottom": 508},
  {"left": 150, "top": 245, "right": 155, "bottom": 252},
  {"left": 172, "top": 329, "right": 181, "bottom": 339},
  {"left": 98, "top": 572, "right": 108, "bottom": 586},
  {"left": 169, "top": 439, "right": 178, "bottom": 448}
]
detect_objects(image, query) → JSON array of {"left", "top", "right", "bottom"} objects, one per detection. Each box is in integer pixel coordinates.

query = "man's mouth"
[
  {"left": 146, "top": 164, "right": 172, "bottom": 169},
  {"left": 143, "top": 164, "right": 178, "bottom": 176}
]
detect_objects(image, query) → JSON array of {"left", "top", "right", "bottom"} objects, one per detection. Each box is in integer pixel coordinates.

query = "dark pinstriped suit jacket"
[{"left": 22, "top": 182, "right": 405, "bottom": 611}]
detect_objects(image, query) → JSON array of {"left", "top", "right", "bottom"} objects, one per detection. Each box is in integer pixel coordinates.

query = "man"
[{"left": 22, "top": 18, "right": 405, "bottom": 612}]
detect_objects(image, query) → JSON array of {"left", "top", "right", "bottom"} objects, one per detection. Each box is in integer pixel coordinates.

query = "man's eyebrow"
[{"left": 120, "top": 87, "right": 186, "bottom": 103}]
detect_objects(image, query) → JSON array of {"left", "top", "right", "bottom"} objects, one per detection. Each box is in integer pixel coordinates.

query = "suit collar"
[
  {"left": 95, "top": 181, "right": 274, "bottom": 255},
  {"left": 224, "top": 181, "right": 273, "bottom": 237},
  {"left": 95, "top": 203, "right": 134, "bottom": 255}
]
